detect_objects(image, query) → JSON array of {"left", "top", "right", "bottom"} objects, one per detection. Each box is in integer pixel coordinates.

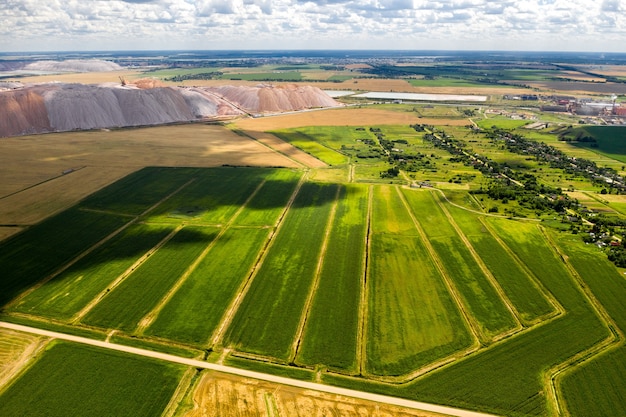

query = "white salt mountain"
[
  {"left": 0, "top": 82, "right": 341, "bottom": 137},
  {"left": 23, "top": 60, "right": 123, "bottom": 73}
]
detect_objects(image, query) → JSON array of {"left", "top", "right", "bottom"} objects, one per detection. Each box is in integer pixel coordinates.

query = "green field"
[
  {"left": 81, "top": 226, "right": 217, "bottom": 332},
  {"left": 295, "top": 184, "right": 368, "bottom": 372},
  {"left": 0, "top": 341, "right": 185, "bottom": 417},
  {"left": 12, "top": 223, "right": 177, "bottom": 320},
  {"left": 2, "top": 164, "right": 626, "bottom": 416},
  {"left": 223, "top": 182, "right": 339, "bottom": 360},
  {"left": 565, "top": 126, "right": 626, "bottom": 163}
]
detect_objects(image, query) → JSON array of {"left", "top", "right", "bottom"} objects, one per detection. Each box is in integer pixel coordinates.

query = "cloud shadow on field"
[{"left": 0, "top": 166, "right": 355, "bottom": 311}]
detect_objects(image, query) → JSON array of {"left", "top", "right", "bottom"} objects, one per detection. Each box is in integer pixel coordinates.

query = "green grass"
[
  {"left": 409, "top": 78, "right": 503, "bottom": 88},
  {"left": 232, "top": 169, "right": 302, "bottom": 227},
  {"left": 367, "top": 233, "right": 472, "bottom": 376},
  {"left": 0, "top": 341, "right": 185, "bottom": 417},
  {"left": 12, "top": 223, "right": 176, "bottom": 320},
  {"left": 476, "top": 118, "right": 531, "bottom": 130},
  {"left": 271, "top": 129, "right": 349, "bottom": 165},
  {"left": 366, "top": 185, "right": 472, "bottom": 375},
  {"left": 82, "top": 226, "right": 218, "bottom": 332},
  {"left": 79, "top": 167, "right": 199, "bottom": 215},
  {"left": 0, "top": 208, "right": 130, "bottom": 307},
  {"left": 223, "top": 182, "right": 338, "bottom": 360},
  {"left": 370, "top": 185, "right": 416, "bottom": 234},
  {"left": 444, "top": 205, "right": 555, "bottom": 323},
  {"left": 568, "top": 126, "right": 626, "bottom": 163},
  {"left": 296, "top": 184, "right": 368, "bottom": 372},
  {"left": 322, "top": 219, "right": 610, "bottom": 416},
  {"left": 146, "top": 167, "right": 267, "bottom": 224},
  {"left": 220, "top": 71, "right": 303, "bottom": 81},
  {"left": 145, "top": 227, "right": 270, "bottom": 346},
  {"left": 224, "top": 355, "right": 315, "bottom": 381},
  {"left": 403, "top": 189, "right": 518, "bottom": 340},
  {"left": 551, "top": 232, "right": 626, "bottom": 416}
]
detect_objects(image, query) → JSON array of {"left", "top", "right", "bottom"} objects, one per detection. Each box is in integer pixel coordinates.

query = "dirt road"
[{"left": 0, "top": 321, "right": 500, "bottom": 417}]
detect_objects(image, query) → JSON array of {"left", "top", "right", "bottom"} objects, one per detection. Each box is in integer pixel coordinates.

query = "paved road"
[{"left": 0, "top": 321, "right": 500, "bottom": 417}]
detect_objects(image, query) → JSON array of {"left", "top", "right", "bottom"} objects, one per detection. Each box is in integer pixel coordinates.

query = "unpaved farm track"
[{"left": 0, "top": 322, "right": 499, "bottom": 417}]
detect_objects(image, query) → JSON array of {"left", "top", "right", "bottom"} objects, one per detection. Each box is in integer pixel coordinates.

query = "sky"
[{"left": 1, "top": 0, "right": 625, "bottom": 52}]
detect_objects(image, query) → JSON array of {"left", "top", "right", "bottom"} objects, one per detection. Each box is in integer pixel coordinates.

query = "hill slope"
[{"left": 0, "top": 82, "right": 341, "bottom": 137}]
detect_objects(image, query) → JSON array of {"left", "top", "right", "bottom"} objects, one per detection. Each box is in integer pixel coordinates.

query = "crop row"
[
  {"left": 0, "top": 341, "right": 184, "bottom": 417},
  {"left": 366, "top": 186, "right": 472, "bottom": 376},
  {"left": 81, "top": 226, "right": 217, "bottom": 332},
  {"left": 0, "top": 208, "right": 131, "bottom": 307},
  {"left": 295, "top": 184, "right": 368, "bottom": 372},
  {"left": 13, "top": 223, "right": 176, "bottom": 320},
  {"left": 223, "top": 182, "right": 339, "bottom": 360},
  {"left": 402, "top": 189, "right": 518, "bottom": 341},
  {"left": 443, "top": 202, "right": 556, "bottom": 324},
  {"left": 553, "top": 232, "right": 626, "bottom": 416}
]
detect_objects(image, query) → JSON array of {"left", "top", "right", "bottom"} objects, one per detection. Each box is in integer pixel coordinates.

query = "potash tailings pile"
[{"left": 0, "top": 82, "right": 341, "bottom": 137}]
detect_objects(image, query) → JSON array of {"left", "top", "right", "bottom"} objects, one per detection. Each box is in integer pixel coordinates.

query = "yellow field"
[
  {"left": 232, "top": 107, "right": 470, "bottom": 131},
  {"left": 0, "top": 329, "right": 48, "bottom": 390},
  {"left": 6, "top": 70, "right": 143, "bottom": 85},
  {"left": 180, "top": 371, "right": 449, "bottom": 417},
  {"left": 0, "top": 124, "right": 300, "bottom": 226}
]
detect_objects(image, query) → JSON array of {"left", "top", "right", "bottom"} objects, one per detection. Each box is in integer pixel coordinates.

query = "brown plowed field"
[
  {"left": 0, "top": 124, "right": 299, "bottom": 227},
  {"left": 182, "top": 371, "right": 449, "bottom": 417},
  {"left": 233, "top": 107, "right": 470, "bottom": 131}
]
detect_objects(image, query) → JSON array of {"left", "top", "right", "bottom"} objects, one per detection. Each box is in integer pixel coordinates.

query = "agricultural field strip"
[
  {"left": 1, "top": 178, "right": 199, "bottom": 311},
  {"left": 290, "top": 185, "right": 341, "bottom": 362},
  {"left": 445, "top": 205, "right": 557, "bottom": 325},
  {"left": 235, "top": 129, "right": 308, "bottom": 168},
  {"left": 371, "top": 187, "right": 481, "bottom": 383},
  {"left": 397, "top": 187, "right": 482, "bottom": 347},
  {"left": 539, "top": 228, "right": 623, "bottom": 416},
  {"left": 70, "top": 225, "right": 184, "bottom": 323},
  {"left": 78, "top": 207, "right": 137, "bottom": 218},
  {"left": 0, "top": 322, "right": 500, "bottom": 417},
  {"left": 222, "top": 182, "right": 338, "bottom": 359},
  {"left": 432, "top": 192, "right": 524, "bottom": 336},
  {"left": 479, "top": 218, "right": 564, "bottom": 318},
  {"left": 134, "top": 179, "right": 269, "bottom": 334},
  {"left": 4, "top": 217, "right": 139, "bottom": 311},
  {"left": 63, "top": 178, "right": 198, "bottom": 322},
  {"left": 358, "top": 185, "right": 374, "bottom": 375},
  {"left": 160, "top": 367, "right": 197, "bottom": 417},
  {"left": 209, "top": 173, "right": 309, "bottom": 346}
]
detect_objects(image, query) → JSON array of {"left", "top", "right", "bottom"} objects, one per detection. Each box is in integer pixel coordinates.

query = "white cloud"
[{"left": 0, "top": 0, "right": 624, "bottom": 51}]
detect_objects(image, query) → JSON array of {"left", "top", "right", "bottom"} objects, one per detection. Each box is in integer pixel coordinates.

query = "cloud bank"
[{"left": 1, "top": 0, "right": 625, "bottom": 51}]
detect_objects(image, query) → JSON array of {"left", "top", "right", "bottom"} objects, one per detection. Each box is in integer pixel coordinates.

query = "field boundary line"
[
  {"left": 428, "top": 187, "right": 542, "bottom": 223},
  {"left": 160, "top": 367, "right": 198, "bottom": 417},
  {"left": 539, "top": 226, "right": 623, "bottom": 417},
  {"left": 70, "top": 225, "right": 185, "bottom": 324},
  {"left": 357, "top": 186, "right": 483, "bottom": 383},
  {"left": 134, "top": 180, "right": 269, "bottom": 334},
  {"left": 231, "top": 129, "right": 309, "bottom": 168},
  {"left": 0, "top": 321, "right": 502, "bottom": 417},
  {"left": 431, "top": 191, "right": 524, "bottom": 340},
  {"left": 479, "top": 218, "right": 564, "bottom": 321},
  {"left": 357, "top": 185, "right": 373, "bottom": 375},
  {"left": 0, "top": 166, "right": 87, "bottom": 201},
  {"left": 0, "top": 332, "right": 50, "bottom": 396},
  {"left": 5, "top": 217, "right": 140, "bottom": 311},
  {"left": 209, "top": 173, "right": 309, "bottom": 348},
  {"left": 396, "top": 186, "right": 483, "bottom": 346},
  {"left": 78, "top": 207, "right": 137, "bottom": 218},
  {"left": 290, "top": 184, "right": 341, "bottom": 363},
  {"left": 66, "top": 179, "right": 197, "bottom": 323}
]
